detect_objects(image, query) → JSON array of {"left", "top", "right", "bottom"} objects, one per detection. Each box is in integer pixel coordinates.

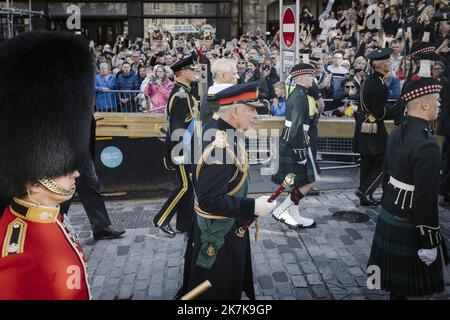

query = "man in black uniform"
[
  {"left": 353, "top": 48, "right": 396, "bottom": 206},
  {"left": 176, "top": 82, "right": 277, "bottom": 299},
  {"left": 271, "top": 63, "right": 318, "bottom": 229},
  {"left": 152, "top": 55, "right": 199, "bottom": 236},
  {"left": 367, "top": 77, "right": 448, "bottom": 300}
]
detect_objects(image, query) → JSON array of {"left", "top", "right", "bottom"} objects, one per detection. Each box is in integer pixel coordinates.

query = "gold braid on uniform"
[
  {"left": 360, "top": 79, "right": 387, "bottom": 122},
  {"left": 38, "top": 178, "right": 76, "bottom": 197},
  {"left": 196, "top": 130, "right": 249, "bottom": 196}
]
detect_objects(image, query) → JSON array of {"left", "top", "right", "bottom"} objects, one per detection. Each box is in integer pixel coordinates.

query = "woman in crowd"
[
  {"left": 396, "top": 55, "right": 412, "bottom": 86},
  {"left": 382, "top": 5, "right": 401, "bottom": 37},
  {"left": 144, "top": 64, "right": 174, "bottom": 113},
  {"left": 353, "top": 56, "right": 367, "bottom": 73},
  {"left": 243, "top": 59, "right": 261, "bottom": 83},
  {"left": 332, "top": 76, "right": 359, "bottom": 117},
  {"left": 95, "top": 62, "right": 117, "bottom": 111},
  {"left": 319, "top": 11, "right": 338, "bottom": 36}
]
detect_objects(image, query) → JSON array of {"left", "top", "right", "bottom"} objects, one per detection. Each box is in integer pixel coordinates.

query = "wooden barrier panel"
[
  {"left": 95, "top": 112, "right": 167, "bottom": 138},
  {"left": 94, "top": 113, "right": 396, "bottom": 139}
]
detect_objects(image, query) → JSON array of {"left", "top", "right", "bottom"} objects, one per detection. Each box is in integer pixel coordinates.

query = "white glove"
[
  {"left": 418, "top": 248, "right": 438, "bottom": 266},
  {"left": 172, "top": 155, "right": 184, "bottom": 165},
  {"left": 293, "top": 148, "right": 308, "bottom": 165},
  {"left": 254, "top": 196, "right": 278, "bottom": 216}
]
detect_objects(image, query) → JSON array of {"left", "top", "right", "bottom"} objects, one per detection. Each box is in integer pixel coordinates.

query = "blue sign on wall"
[{"left": 100, "top": 146, "right": 123, "bottom": 168}]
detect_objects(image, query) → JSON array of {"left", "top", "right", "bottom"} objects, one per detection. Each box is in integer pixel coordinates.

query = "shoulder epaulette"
[
  {"left": 1, "top": 218, "right": 27, "bottom": 258},
  {"left": 167, "top": 89, "right": 190, "bottom": 114}
]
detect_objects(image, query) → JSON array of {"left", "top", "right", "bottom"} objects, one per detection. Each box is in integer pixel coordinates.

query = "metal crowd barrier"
[
  {"left": 248, "top": 98, "right": 399, "bottom": 169},
  {"left": 94, "top": 95, "right": 399, "bottom": 169},
  {"left": 317, "top": 98, "right": 398, "bottom": 170},
  {"left": 95, "top": 90, "right": 151, "bottom": 113}
]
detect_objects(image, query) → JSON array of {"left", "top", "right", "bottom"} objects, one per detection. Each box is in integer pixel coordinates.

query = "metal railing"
[{"left": 95, "top": 90, "right": 167, "bottom": 113}]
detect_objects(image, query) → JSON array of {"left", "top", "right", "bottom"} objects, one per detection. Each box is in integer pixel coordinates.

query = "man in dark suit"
[{"left": 60, "top": 117, "right": 125, "bottom": 240}]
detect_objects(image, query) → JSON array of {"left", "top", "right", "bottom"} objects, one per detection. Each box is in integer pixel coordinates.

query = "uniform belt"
[
  {"left": 389, "top": 176, "right": 415, "bottom": 210},
  {"left": 389, "top": 176, "right": 415, "bottom": 191},
  {"left": 194, "top": 202, "right": 227, "bottom": 219}
]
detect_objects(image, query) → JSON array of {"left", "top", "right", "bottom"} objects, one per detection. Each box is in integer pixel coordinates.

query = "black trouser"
[
  {"left": 358, "top": 153, "right": 384, "bottom": 196},
  {"left": 60, "top": 156, "right": 111, "bottom": 233},
  {"left": 440, "top": 137, "right": 450, "bottom": 197},
  {"left": 308, "top": 122, "right": 321, "bottom": 174},
  {"left": 152, "top": 164, "right": 194, "bottom": 233}
]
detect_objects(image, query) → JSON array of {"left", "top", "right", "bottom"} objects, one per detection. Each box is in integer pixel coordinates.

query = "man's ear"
[
  {"left": 25, "top": 181, "right": 42, "bottom": 195},
  {"left": 421, "top": 100, "right": 430, "bottom": 112}
]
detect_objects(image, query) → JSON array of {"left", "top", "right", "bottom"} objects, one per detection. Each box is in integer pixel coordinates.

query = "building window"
[
  {"left": 143, "top": 3, "right": 220, "bottom": 17},
  {"left": 47, "top": 3, "right": 127, "bottom": 17},
  {"left": 143, "top": 18, "right": 217, "bottom": 36}
]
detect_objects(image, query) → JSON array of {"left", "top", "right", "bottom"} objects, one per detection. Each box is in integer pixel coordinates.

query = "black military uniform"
[
  {"left": 271, "top": 63, "right": 317, "bottom": 229},
  {"left": 437, "top": 77, "right": 450, "bottom": 202},
  {"left": 353, "top": 48, "right": 396, "bottom": 206},
  {"left": 176, "top": 82, "right": 266, "bottom": 300},
  {"left": 152, "top": 56, "right": 199, "bottom": 236},
  {"left": 368, "top": 78, "right": 448, "bottom": 298}
]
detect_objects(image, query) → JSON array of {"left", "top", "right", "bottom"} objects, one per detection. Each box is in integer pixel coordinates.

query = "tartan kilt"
[
  {"left": 271, "top": 141, "right": 315, "bottom": 188},
  {"left": 367, "top": 207, "right": 446, "bottom": 297}
]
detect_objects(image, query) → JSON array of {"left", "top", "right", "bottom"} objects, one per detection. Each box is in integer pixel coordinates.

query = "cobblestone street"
[{"left": 68, "top": 167, "right": 450, "bottom": 300}]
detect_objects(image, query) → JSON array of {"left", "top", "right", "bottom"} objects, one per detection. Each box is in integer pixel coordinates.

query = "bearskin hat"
[{"left": 0, "top": 31, "right": 96, "bottom": 199}]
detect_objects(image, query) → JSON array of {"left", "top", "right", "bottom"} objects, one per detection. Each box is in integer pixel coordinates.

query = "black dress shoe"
[
  {"left": 93, "top": 226, "right": 126, "bottom": 240},
  {"left": 355, "top": 189, "right": 379, "bottom": 206},
  {"left": 368, "top": 194, "right": 381, "bottom": 205},
  {"left": 160, "top": 224, "right": 176, "bottom": 237}
]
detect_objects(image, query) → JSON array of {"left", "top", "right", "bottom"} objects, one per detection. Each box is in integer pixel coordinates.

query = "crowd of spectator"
[{"left": 91, "top": 0, "right": 450, "bottom": 118}]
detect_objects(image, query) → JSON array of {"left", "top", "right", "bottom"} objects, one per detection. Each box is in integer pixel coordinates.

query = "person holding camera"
[
  {"left": 243, "top": 59, "right": 261, "bottom": 83},
  {"left": 144, "top": 64, "right": 174, "bottom": 113}
]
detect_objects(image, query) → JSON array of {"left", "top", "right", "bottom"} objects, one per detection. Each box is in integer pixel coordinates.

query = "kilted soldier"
[
  {"left": 153, "top": 55, "right": 199, "bottom": 237},
  {"left": 176, "top": 82, "right": 277, "bottom": 300},
  {"left": 407, "top": 43, "right": 441, "bottom": 82},
  {"left": 0, "top": 31, "right": 95, "bottom": 299},
  {"left": 353, "top": 48, "right": 396, "bottom": 206},
  {"left": 271, "top": 63, "right": 318, "bottom": 229},
  {"left": 367, "top": 77, "right": 449, "bottom": 300}
]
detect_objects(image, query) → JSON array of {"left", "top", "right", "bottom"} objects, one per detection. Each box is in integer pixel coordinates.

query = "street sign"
[
  {"left": 283, "top": 50, "right": 295, "bottom": 76},
  {"left": 282, "top": 7, "right": 295, "bottom": 49},
  {"left": 280, "top": 4, "right": 298, "bottom": 81}
]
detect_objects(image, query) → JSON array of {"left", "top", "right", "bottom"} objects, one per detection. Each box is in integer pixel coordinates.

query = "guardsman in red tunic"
[
  {"left": 0, "top": 31, "right": 95, "bottom": 300},
  {"left": 0, "top": 197, "right": 91, "bottom": 300}
]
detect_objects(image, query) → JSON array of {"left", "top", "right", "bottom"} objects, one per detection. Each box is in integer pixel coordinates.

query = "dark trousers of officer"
[
  {"left": 358, "top": 153, "right": 384, "bottom": 196},
  {"left": 308, "top": 122, "right": 321, "bottom": 174},
  {"left": 152, "top": 164, "right": 194, "bottom": 233},
  {"left": 440, "top": 137, "right": 450, "bottom": 198},
  {"left": 60, "top": 156, "right": 111, "bottom": 233}
]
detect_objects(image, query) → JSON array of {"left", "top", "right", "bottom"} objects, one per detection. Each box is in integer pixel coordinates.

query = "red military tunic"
[{"left": 0, "top": 198, "right": 91, "bottom": 300}]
